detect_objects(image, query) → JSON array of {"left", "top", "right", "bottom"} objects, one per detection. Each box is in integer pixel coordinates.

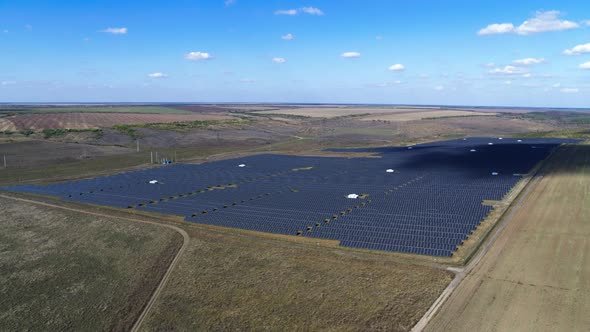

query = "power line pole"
[
  {"left": 136, "top": 139, "right": 140, "bottom": 152},
  {"left": 3, "top": 155, "right": 6, "bottom": 168},
  {"left": 150, "top": 151, "right": 153, "bottom": 164}
]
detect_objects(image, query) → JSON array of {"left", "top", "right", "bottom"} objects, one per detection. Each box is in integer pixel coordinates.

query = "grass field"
[
  {"left": 141, "top": 224, "right": 453, "bottom": 331},
  {"left": 425, "top": 143, "right": 590, "bottom": 331},
  {"left": 256, "top": 107, "right": 493, "bottom": 120},
  {"left": 0, "top": 195, "right": 182, "bottom": 331},
  {"left": 360, "top": 110, "right": 495, "bottom": 122}
]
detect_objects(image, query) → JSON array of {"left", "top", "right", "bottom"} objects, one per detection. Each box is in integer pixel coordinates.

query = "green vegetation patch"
[
  {"left": 42, "top": 128, "right": 103, "bottom": 139},
  {"left": 521, "top": 111, "right": 590, "bottom": 125},
  {"left": 113, "top": 124, "right": 141, "bottom": 139},
  {"left": 518, "top": 129, "right": 590, "bottom": 140},
  {"left": 133, "top": 119, "right": 249, "bottom": 132}
]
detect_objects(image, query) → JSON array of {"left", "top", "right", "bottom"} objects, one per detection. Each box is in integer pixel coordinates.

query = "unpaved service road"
[{"left": 425, "top": 144, "right": 590, "bottom": 332}]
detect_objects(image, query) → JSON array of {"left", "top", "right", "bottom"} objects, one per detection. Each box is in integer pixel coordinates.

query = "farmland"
[
  {"left": 0, "top": 195, "right": 182, "bottom": 331},
  {"left": 425, "top": 143, "right": 590, "bottom": 331},
  {"left": 0, "top": 112, "right": 234, "bottom": 130}
]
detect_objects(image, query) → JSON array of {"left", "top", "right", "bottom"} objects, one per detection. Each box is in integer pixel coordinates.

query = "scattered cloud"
[
  {"left": 552, "top": 83, "right": 561, "bottom": 88},
  {"left": 184, "top": 51, "right": 213, "bottom": 61},
  {"left": 504, "top": 80, "right": 512, "bottom": 85},
  {"left": 478, "top": 23, "right": 515, "bottom": 36},
  {"left": 1, "top": 81, "right": 16, "bottom": 86},
  {"left": 522, "top": 73, "right": 532, "bottom": 78},
  {"left": 434, "top": 85, "right": 444, "bottom": 91},
  {"left": 272, "top": 57, "right": 286, "bottom": 64},
  {"left": 478, "top": 11, "right": 579, "bottom": 35},
  {"left": 376, "top": 36, "right": 383, "bottom": 40},
  {"left": 275, "top": 9, "right": 298, "bottom": 15},
  {"left": 300, "top": 7, "right": 324, "bottom": 15},
  {"left": 560, "top": 87, "right": 579, "bottom": 93},
  {"left": 368, "top": 81, "right": 402, "bottom": 87},
  {"left": 512, "top": 57, "right": 546, "bottom": 65},
  {"left": 488, "top": 65, "right": 528, "bottom": 75},
  {"left": 148, "top": 72, "right": 168, "bottom": 78},
  {"left": 483, "top": 62, "right": 496, "bottom": 68},
  {"left": 388, "top": 64, "right": 405, "bottom": 71},
  {"left": 83, "top": 37, "right": 91, "bottom": 42},
  {"left": 341, "top": 52, "right": 361, "bottom": 58},
  {"left": 563, "top": 43, "right": 590, "bottom": 55},
  {"left": 24, "top": 24, "right": 33, "bottom": 31},
  {"left": 281, "top": 33, "right": 294, "bottom": 40},
  {"left": 582, "top": 20, "right": 590, "bottom": 26},
  {"left": 580, "top": 62, "right": 590, "bottom": 70},
  {"left": 239, "top": 78, "right": 256, "bottom": 83},
  {"left": 100, "top": 27, "right": 128, "bottom": 35},
  {"left": 275, "top": 7, "right": 323, "bottom": 16},
  {"left": 419, "top": 74, "right": 429, "bottom": 79},
  {"left": 224, "top": 0, "right": 235, "bottom": 6}
]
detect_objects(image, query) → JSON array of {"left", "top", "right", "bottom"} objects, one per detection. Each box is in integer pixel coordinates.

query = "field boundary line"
[
  {"left": 0, "top": 193, "right": 189, "bottom": 332},
  {"left": 411, "top": 172, "right": 544, "bottom": 332}
]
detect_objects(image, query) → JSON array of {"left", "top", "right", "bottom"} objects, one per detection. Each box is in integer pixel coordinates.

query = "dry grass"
[
  {"left": 142, "top": 224, "right": 453, "bottom": 331},
  {"left": 257, "top": 107, "right": 429, "bottom": 118},
  {"left": 360, "top": 111, "right": 495, "bottom": 122},
  {"left": 0, "top": 196, "right": 182, "bottom": 331}
]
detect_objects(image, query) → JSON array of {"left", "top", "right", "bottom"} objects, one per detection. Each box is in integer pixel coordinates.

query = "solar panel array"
[{"left": 2, "top": 137, "right": 577, "bottom": 257}]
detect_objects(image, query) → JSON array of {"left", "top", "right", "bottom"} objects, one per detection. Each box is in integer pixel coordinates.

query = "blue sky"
[{"left": 1, "top": 0, "right": 589, "bottom": 107}]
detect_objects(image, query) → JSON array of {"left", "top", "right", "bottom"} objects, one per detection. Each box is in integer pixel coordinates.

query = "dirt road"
[{"left": 424, "top": 144, "right": 590, "bottom": 331}]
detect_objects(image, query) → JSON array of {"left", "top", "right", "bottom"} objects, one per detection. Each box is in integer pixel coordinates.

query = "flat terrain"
[
  {"left": 141, "top": 225, "right": 453, "bottom": 331},
  {"left": 257, "top": 107, "right": 492, "bottom": 119},
  {"left": 425, "top": 143, "right": 590, "bottom": 332},
  {"left": 0, "top": 106, "right": 191, "bottom": 114},
  {"left": 0, "top": 112, "right": 234, "bottom": 130},
  {"left": 0, "top": 195, "right": 183, "bottom": 331}
]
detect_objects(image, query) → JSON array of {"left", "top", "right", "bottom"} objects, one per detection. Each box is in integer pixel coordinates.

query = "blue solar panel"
[{"left": 2, "top": 137, "right": 578, "bottom": 257}]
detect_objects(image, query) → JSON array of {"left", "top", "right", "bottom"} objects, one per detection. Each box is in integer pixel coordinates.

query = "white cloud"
[
  {"left": 580, "top": 62, "right": 590, "bottom": 70},
  {"left": 275, "top": 7, "right": 324, "bottom": 16},
  {"left": 369, "top": 81, "right": 402, "bottom": 87},
  {"left": 434, "top": 85, "right": 444, "bottom": 91},
  {"left": 563, "top": 43, "right": 590, "bottom": 55},
  {"left": 522, "top": 73, "right": 532, "bottom": 78},
  {"left": 488, "top": 65, "right": 528, "bottom": 75},
  {"left": 275, "top": 9, "right": 298, "bottom": 15},
  {"left": 478, "top": 11, "right": 579, "bottom": 35},
  {"left": 483, "top": 62, "right": 496, "bottom": 67},
  {"left": 504, "top": 80, "right": 512, "bottom": 85},
  {"left": 584, "top": 20, "right": 590, "bottom": 26},
  {"left": 224, "top": 0, "right": 235, "bottom": 6},
  {"left": 552, "top": 83, "right": 561, "bottom": 88},
  {"left": 419, "top": 74, "right": 429, "bottom": 79},
  {"left": 388, "top": 64, "right": 405, "bottom": 71},
  {"left": 272, "top": 57, "right": 286, "bottom": 64},
  {"left": 341, "top": 52, "right": 361, "bottom": 58},
  {"left": 561, "top": 87, "right": 579, "bottom": 93},
  {"left": 100, "top": 27, "right": 128, "bottom": 35},
  {"left": 239, "top": 78, "right": 256, "bottom": 83},
  {"left": 281, "top": 33, "right": 294, "bottom": 40},
  {"left": 184, "top": 51, "right": 213, "bottom": 61},
  {"left": 300, "top": 7, "right": 324, "bottom": 15},
  {"left": 376, "top": 36, "right": 383, "bottom": 40},
  {"left": 478, "top": 23, "right": 515, "bottom": 36},
  {"left": 25, "top": 24, "right": 33, "bottom": 31},
  {"left": 1, "top": 81, "right": 16, "bottom": 86},
  {"left": 512, "top": 57, "right": 546, "bottom": 65},
  {"left": 148, "top": 72, "right": 168, "bottom": 78}
]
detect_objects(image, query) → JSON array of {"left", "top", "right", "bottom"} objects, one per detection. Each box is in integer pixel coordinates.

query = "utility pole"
[
  {"left": 155, "top": 152, "right": 159, "bottom": 164},
  {"left": 3, "top": 155, "right": 6, "bottom": 168},
  {"left": 136, "top": 139, "right": 140, "bottom": 152},
  {"left": 150, "top": 151, "right": 153, "bottom": 164}
]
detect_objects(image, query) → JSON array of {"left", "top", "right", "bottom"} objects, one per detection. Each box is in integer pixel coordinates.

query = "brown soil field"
[
  {"left": 0, "top": 118, "right": 17, "bottom": 131},
  {"left": 425, "top": 143, "right": 590, "bottom": 332},
  {"left": 141, "top": 224, "right": 453, "bottom": 331},
  {"left": 0, "top": 195, "right": 183, "bottom": 331},
  {"left": 360, "top": 110, "right": 495, "bottom": 122},
  {"left": 2, "top": 112, "right": 234, "bottom": 130},
  {"left": 257, "top": 107, "right": 494, "bottom": 119}
]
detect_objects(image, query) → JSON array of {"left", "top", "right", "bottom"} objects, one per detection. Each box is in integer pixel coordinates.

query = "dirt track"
[
  {"left": 0, "top": 194, "right": 189, "bottom": 332},
  {"left": 424, "top": 144, "right": 590, "bottom": 331}
]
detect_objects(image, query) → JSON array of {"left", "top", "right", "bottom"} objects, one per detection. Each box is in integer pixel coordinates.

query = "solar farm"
[{"left": 3, "top": 137, "right": 576, "bottom": 257}]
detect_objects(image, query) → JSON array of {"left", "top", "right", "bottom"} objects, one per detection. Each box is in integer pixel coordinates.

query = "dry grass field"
[
  {"left": 257, "top": 107, "right": 492, "bottom": 119},
  {"left": 360, "top": 110, "right": 495, "bottom": 122},
  {"left": 141, "top": 225, "right": 453, "bottom": 331},
  {"left": 0, "top": 112, "right": 234, "bottom": 130},
  {"left": 0, "top": 195, "right": 183, "bottom": 331},
  {"left": 425, "top": 143, "right": 590, "bottom": 332}
]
